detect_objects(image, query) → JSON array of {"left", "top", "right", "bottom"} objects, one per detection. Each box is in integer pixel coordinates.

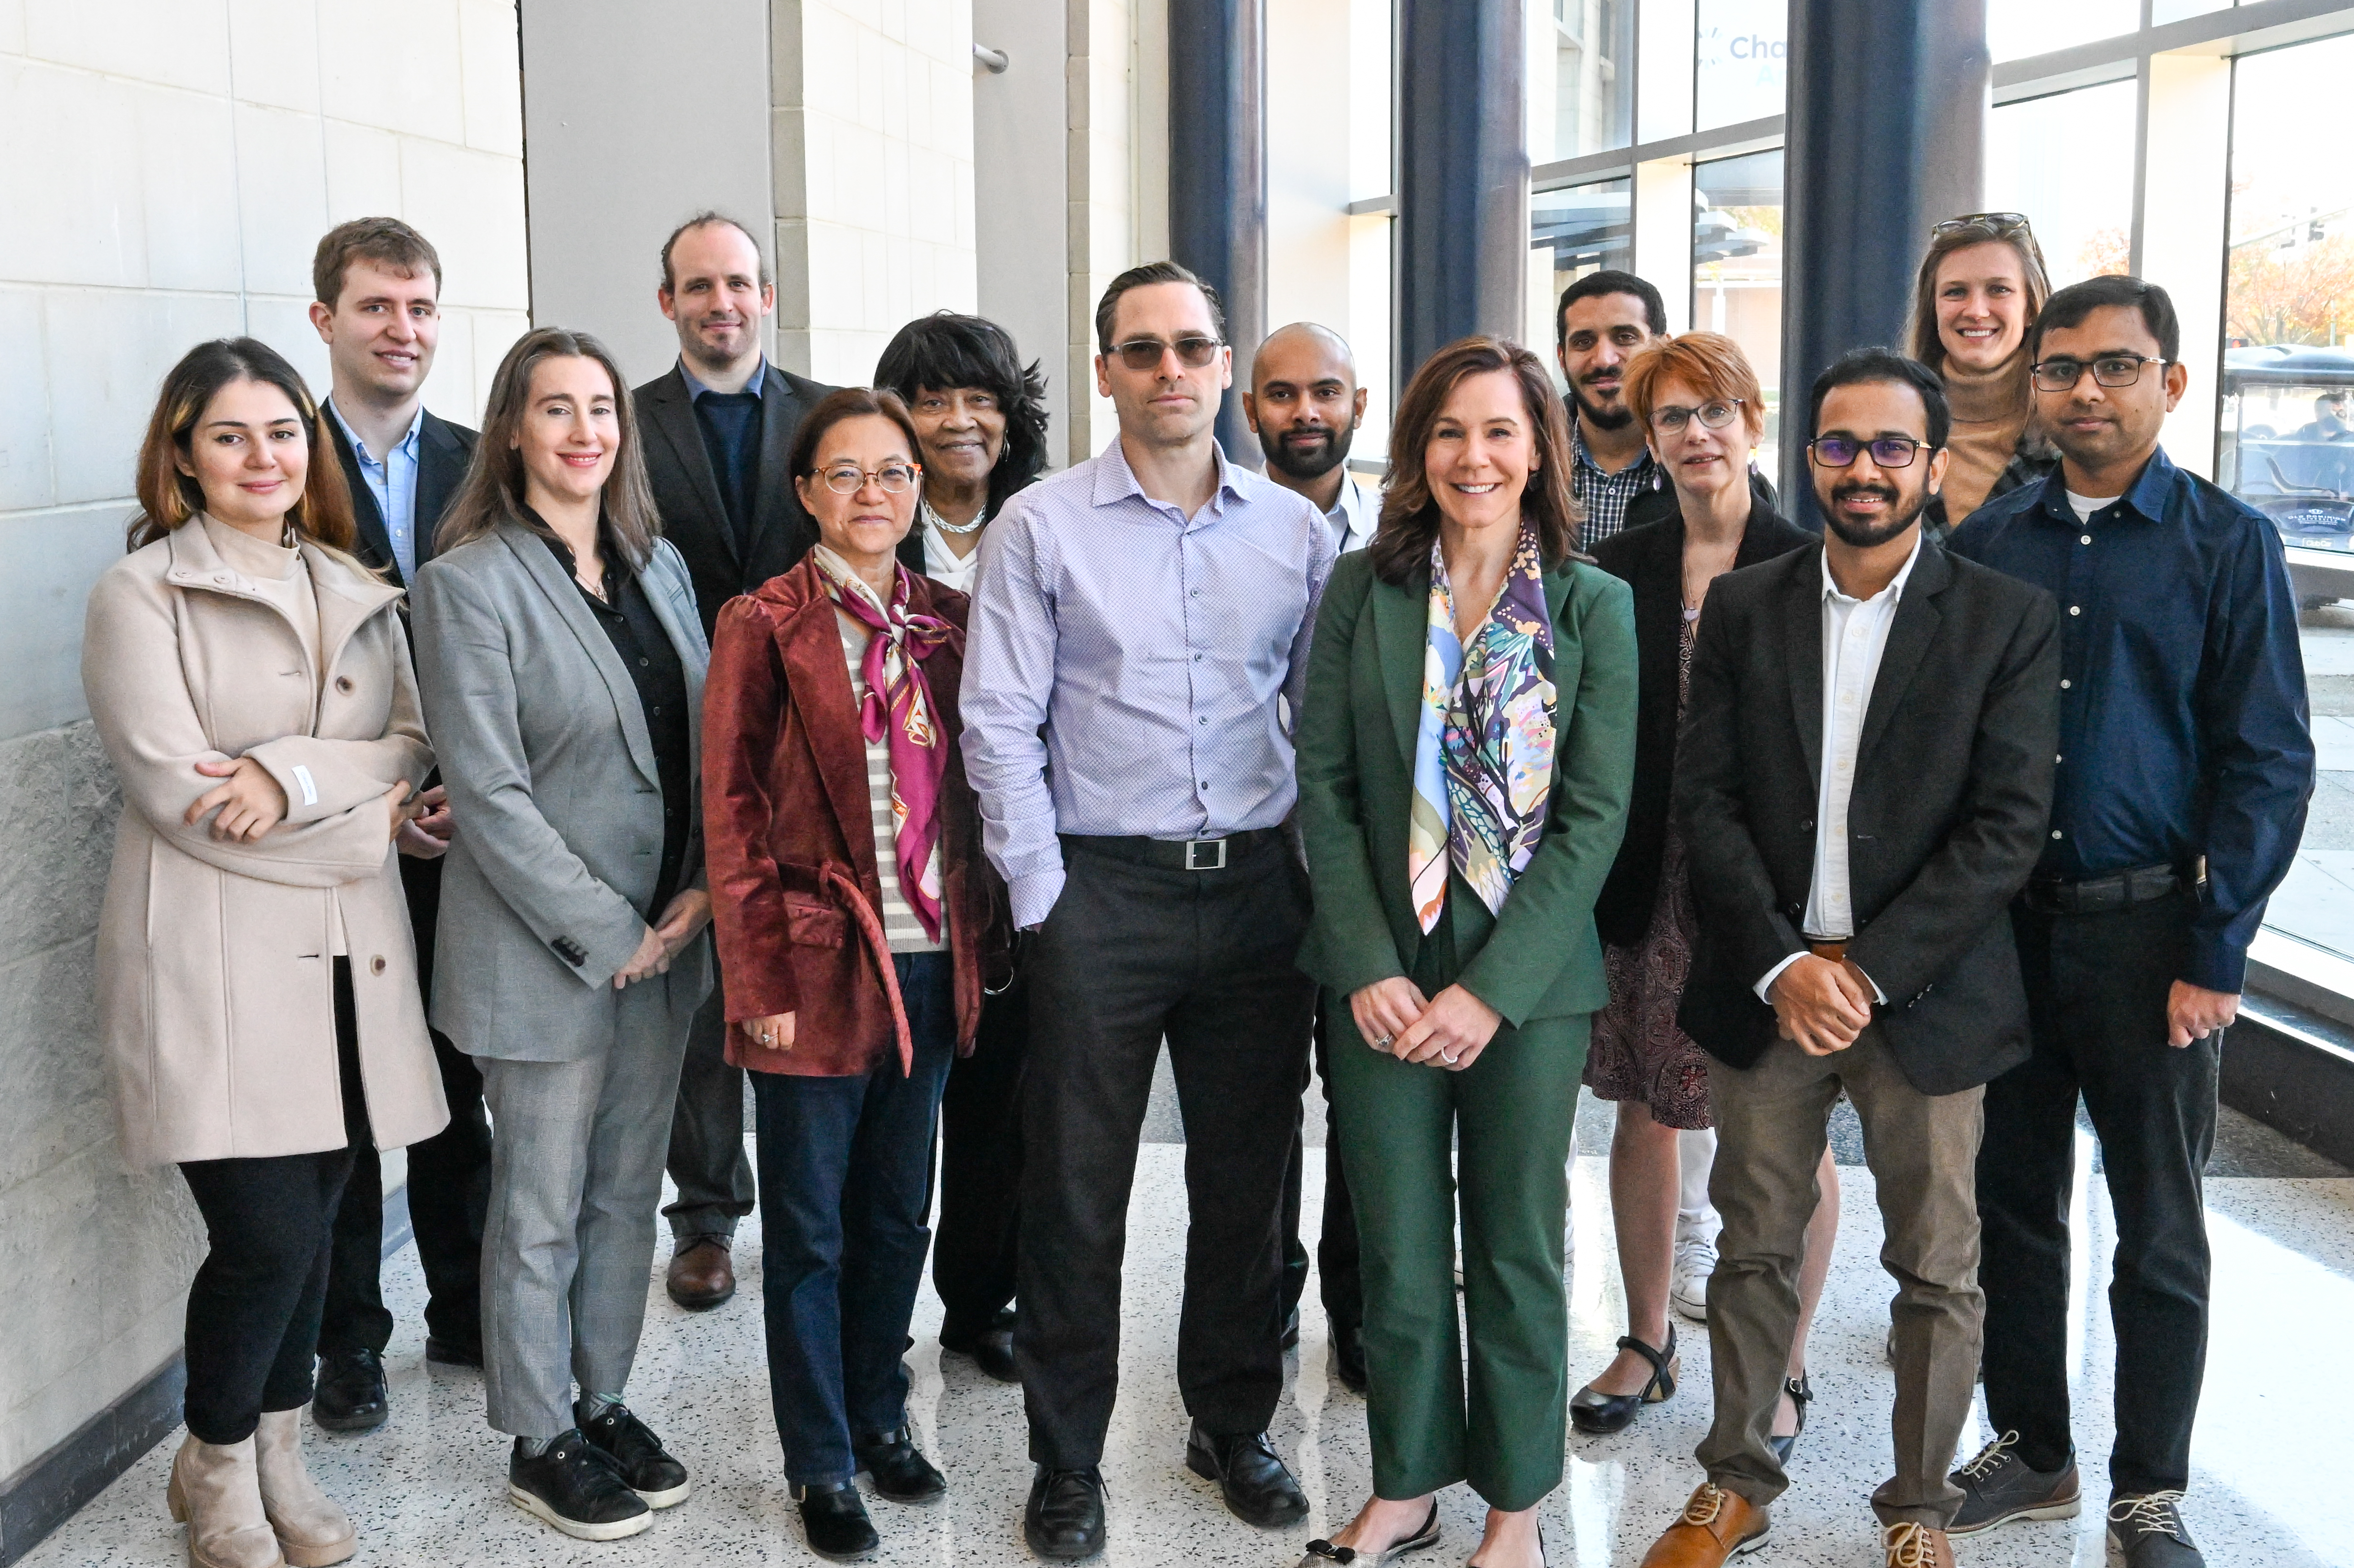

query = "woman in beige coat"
[{"left": 81, "top": 338, "right": 448, "bottom": 1568}]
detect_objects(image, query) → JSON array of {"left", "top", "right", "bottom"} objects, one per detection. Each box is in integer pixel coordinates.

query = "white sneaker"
[{"left": 1670, "top": 1236, "right": 1716, "bottom": 1321}]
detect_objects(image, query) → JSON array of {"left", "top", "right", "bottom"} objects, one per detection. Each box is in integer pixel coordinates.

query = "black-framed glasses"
[
  {"left": 1110, "top": 335, "right": 1224, "bottom": 371},
  {"left": 1808, "top": 435, "right": 1926, "bottom": 469},
  {"left": 2031, "top": 354, "right": 2170, "bottom": 393},
  {"left": 820, "top": 462, "right": 920, "bottom": 495},
  {"left": 1650, "top": 398, "right": 1744, "bottom": 435}
]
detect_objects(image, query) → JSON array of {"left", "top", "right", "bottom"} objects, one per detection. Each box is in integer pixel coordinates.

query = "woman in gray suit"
[{"left": 411, "top": 327, "right": 713, "bottom": 1544}]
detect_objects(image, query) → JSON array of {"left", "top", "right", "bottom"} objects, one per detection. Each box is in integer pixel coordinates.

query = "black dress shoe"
[
  {"left": 1024, "top": 1465, "right": 1106, "bottom": 1559},
  {"left": 509, "top": 1430, "right": 651, "bottom": 1540},
  {"left": 854, "top": 1426, "right": 946, "bottom": 1503},
  {"left": 1184, "top": 1422, "right": 1309, "bottom": 1527},
  {"left": 1330, "top": 1322, "right": 1369, "bottom": 1394},
  {"left": 941, "top": 1307, "right": 1020, "bottom": 1384},
  {"left": 1568, "top": 1325, "right": 1678, "bottom": 1436},
  {"left": 574, "top": 1398, "right": 690, "bottom": 1506},
  {"left": 424, "top": 1333, "right": 483, "bottom": 1368},
  {"left": 1281, "top": 1306, "right": 1301, "bottom": 1349},
  {"left": 794, "top": 1479, "right": 880, "bottom": 1561},
  {"left": 310, "top": 1348, "right": 388, "bottom": 1432}
]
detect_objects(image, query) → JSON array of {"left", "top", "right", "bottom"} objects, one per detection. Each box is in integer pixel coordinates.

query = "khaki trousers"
[{"left": 1698, "top": 1024, "right": 1984, "bottom": 1529}]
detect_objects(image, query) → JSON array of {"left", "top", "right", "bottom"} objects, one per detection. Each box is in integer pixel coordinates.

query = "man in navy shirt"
[{"left": 1945, "top": 276, "right": 2314, "bottom": 1568}]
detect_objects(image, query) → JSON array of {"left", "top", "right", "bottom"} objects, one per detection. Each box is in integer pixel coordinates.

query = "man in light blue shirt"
[{"left": 964, "top": 261, "right": 1334, "bottom": 1558}]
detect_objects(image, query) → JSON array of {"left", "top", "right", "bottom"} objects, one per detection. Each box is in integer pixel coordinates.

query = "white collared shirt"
[
  {"left": 1326, "top": 471, "right": 1377, "bottom": 555},
  {"left": 922, "top": 518, "right": 984, "bottom": 595},
  {"left": 1755, "top": 536, "right": 1925, "bottom": 1001}
]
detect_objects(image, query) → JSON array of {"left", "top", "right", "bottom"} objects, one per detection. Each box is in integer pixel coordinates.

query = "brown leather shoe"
[
  {"left": 1638, "top": 1483, "right": 1770, "bottom": 1567},
  {"left": 665, "top": 1236, "right": 735, "bottom": 1310},
  {"left": 1882, "top": 1522, "right": 1952, "bottom": 1568}
]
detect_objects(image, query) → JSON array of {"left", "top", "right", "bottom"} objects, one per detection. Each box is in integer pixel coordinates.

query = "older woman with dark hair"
[
  {"left": 702, "top": 386, "right": 1002, "bottom": 1560},
  {"left": 871, "top": 310, "right": 1047, "bottom": 1382},
  {"left": 1295, "top": 336, "right": 1636, "bottom": 1568},
  {"left": 413, "top": 327, "right": 713, "bottom": 1544},
  {"left": 1911, "top": 212, "right": 2060, "bottom": 532}
]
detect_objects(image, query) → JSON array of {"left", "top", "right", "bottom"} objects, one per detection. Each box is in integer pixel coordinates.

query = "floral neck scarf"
[
  {"left": 813, "top": 547, "right": 964, "bottom": 941},
  {"left": 1406, "top": 527, "right": 1557, "bottom": 932}
]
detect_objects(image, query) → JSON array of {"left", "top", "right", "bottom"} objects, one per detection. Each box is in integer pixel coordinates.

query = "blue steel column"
[
  {"left": 1168, "top": 0, "right": 1264, "bottom": 463},
  {"left": 1778, "top": 0, "right": 1988, "bottom": 520},
  {"left": 1396, "top": 0, "right": 1528, "bottom": 387}
]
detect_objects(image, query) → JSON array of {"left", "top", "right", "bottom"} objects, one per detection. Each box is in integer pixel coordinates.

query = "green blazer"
[{"left": 1295, "top": 547, "right": 1638, "bottom": 1027}]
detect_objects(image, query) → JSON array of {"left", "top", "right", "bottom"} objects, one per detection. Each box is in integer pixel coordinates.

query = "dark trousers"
[
  {"left": 665, "top": 970, "right": 759, "bottom": 1244},
  {"left": 1280, "top": 1004, "right": 1363, "bottom": 1333},
  {"left": 1015, "top": 837, "right": 1316, "bottom": 1468},
  {"left": 932, "top": 975, "right": 1027, "bottom": 1333},
  {"left": 179, "top": 959, "right": 370, "bottom": 1444},
  {"left": 753, "top": 952, "right": 957, "bottom": 1486},
  {"left": 1979, "top": 893, "right": 2218, "bottom": 1498}
]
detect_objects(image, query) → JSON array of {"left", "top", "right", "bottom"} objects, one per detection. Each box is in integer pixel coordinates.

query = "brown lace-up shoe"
[
  {"left": 1882, "top": 1521, "right": 1952, "bottom": 1567},
  {"left": 665, "top": 1235, "right": 735, "bottom": 1309},
  {"left": 1638, "top": 1483, "right": 1770, "bottom": 1567}
]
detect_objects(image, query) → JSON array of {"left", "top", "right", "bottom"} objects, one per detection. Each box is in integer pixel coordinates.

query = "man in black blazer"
[
  {"left": 305, "top": 217, "right": 493, "bottom": 1431},
  {"left": 632, "top": 212, "right": 833, "bottom": 1309},
  {"left": 1638, "top": 350, "right": 2059, "bottom": 1568}
]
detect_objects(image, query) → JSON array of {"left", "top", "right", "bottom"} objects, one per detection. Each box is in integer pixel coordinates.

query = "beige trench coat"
[{"left": 82, "top": 520, "right": 450, "bottom": 1166}]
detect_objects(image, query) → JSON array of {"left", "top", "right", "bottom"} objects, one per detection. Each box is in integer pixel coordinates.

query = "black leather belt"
[
  {"left": 2020, "top": 862, "right": 2184, "bottom": 916},
  {"left": 1062, "top": 826, "right": 1284, "bottom": 871}
]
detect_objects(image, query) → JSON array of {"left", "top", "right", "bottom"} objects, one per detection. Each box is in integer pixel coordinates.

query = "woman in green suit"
[{"left": 1295, "top": 335, "right": 1636, "bottom": 1568}]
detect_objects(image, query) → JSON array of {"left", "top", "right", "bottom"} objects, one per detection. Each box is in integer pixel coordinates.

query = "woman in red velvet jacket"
[{"left": 700, "top": 386, "right": 1001, "bottom": 1558}]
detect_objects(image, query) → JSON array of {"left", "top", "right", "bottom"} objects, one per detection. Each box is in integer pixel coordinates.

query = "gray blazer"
[{"left": 412, "top": 518, "right": 713, "bottom": 1061}]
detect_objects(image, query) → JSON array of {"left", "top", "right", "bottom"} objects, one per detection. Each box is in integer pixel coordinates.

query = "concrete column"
[
  {"left": 1633, "top": 157, "right": 1698, "bottom": 336},
  {"left": 1396, "top": 0, "right": 1529, "bottom": 384},
  {"left": 1167, "top": 0, "right": 1263, "bottom": 462},
  {"left": 975, "top": 1, "right": 1074, "bottom": 460},
  {"left": 1777, "top": 0, "right": 1988, "bottom": 511}
]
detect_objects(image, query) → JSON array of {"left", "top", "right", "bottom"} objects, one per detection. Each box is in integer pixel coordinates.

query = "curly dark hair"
[{"left": 873, "top": 310, "right": 1051, "bottom": 515}]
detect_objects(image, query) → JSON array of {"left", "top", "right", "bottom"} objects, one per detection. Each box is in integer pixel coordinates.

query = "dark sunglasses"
[
  {"left": 1808, "top": 435, "right": 1927, "bottom": 469},
  {"left": 1109, "top": 335, "right": 1223, "bottom": 371}
]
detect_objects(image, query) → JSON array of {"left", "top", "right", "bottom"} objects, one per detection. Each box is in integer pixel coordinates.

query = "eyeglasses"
[
  {"left": 2031, "top": 355, "right": 2170, "bottom": 393},
  {"left": 1808, "top": 436, "right": 1928, "bottom": 469},
  {"left": 819, "top": 462, "right": 920, "bottom": 495},
  {"left": 1933, "top": 212, "right": 2033, "bottom": 240},
  {"left": 1109, "top": 335, "right": 1224, "bottom": 371},
  {"left": 1650, "top": 398, "right": 1744, "bottom": 434}
]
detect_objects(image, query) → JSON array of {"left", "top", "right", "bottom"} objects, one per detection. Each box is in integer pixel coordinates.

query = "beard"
[
  {"left": 1568, "top": 382, "right": 1634, "bottom": 432},
  {"left": 1820, "top": 479, "right": 1927, "bottom": 548},
  {"left": 1261, "top": 422, "right": 1353, "bottom": 481}
]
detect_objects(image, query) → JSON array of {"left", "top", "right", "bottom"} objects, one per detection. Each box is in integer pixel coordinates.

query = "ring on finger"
[
  {"left": 1374, "top": 1033, "right": 1394, "bottom": 1049},
  {"left": 1441, "top": 1050, "right": 1460, "bottom": 1064}
]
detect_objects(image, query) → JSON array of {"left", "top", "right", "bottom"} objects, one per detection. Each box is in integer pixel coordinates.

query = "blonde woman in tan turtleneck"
[{"left": 1909, "top": 213, "right": 2061, "bottom": 531}]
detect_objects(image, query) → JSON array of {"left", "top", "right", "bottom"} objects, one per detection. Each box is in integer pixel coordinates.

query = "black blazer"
[
  {"left": 1622, "top": 461, "right": 1778, "bottom": 538},
  {"left": 1673, "top": 539, "right": 2061, "bottom": 1095},
  {"left": 1589, "top": 501, "right": 1814, "bottom": 946},
  {"left": 328, "top": 406, "right": 477, "bottom": 587},
  {"left": 634, "top": 361, "right": 834, "bottom": 635}
]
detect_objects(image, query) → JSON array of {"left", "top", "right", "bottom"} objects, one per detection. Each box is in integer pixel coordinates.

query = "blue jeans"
[{"left": 752, "top": 950, "right": 956, "bottom": 1485}]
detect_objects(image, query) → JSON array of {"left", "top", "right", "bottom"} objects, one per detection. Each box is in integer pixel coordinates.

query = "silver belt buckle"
[{"left": 1184, "top": 838, "right": 1228, "bottom": 871}]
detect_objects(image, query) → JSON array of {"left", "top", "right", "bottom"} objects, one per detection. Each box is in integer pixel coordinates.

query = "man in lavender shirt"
[{"left": 963, "top": 261, "right": 1337, "bottom": 1559}]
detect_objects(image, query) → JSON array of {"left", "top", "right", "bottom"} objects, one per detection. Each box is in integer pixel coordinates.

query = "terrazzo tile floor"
[{"left": 27, "top": 1098, "right": 2354, "bottom": 1567}]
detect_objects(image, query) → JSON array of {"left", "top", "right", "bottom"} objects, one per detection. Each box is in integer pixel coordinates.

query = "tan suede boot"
[
  {"left": 253, "top": 1409, "right": 356, "bottom": 1567},
  {"left": 166, "top": 1434, "right": 287, "bottom": 1568}
]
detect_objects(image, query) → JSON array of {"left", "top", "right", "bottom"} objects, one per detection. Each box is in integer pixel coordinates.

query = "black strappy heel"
[
  {"left": 1768, "top": 1374, "right": 1813, "bottom": 1465},
  {"left": 1569, "top": 1324, "right": 1679, "bottom": 1434},
  {"left": 1297, "top": 1501, "right": 1441, "bottom": 1568}
]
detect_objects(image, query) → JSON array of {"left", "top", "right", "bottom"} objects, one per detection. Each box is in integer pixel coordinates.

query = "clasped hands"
[
  {"left": 186, "top": 755, "right": 417, "bottom": 845},
  {"left": 1769, "top": 953, "right": 1875, "bottom": 1056},
  {"left": 616, "top": 888, "right": 712, "bottom": 990},
  {"left": 1349, "top": 976, "right": 1502, "bottom": 1071}
]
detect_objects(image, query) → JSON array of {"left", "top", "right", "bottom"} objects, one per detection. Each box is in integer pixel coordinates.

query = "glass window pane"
[
  {"left": 1637, "top": 0, "right": 1697, "bottom": 142},
  {"left": 1691, "top": 148, "right": 1784, "bottom": 485},
  {"left": 1987, "top": 0, "right": 2138, "bottom": 63},
  {"left": 1532, "top": 179, "right": 1635, "bottom": 387},
  {"left": 1546, "top": 0, "right": 1635, "bottom": 161},
  {"left": 1695, "top": 0, "right": 1786, "bottom": 131},
  {"left": 1986, "top": 82, "right": 2138, "bottom": 288}
]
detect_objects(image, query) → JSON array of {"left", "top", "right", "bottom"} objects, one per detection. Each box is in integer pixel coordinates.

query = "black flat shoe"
[
  {"left": 424, "top": 1333, "right": 483, "bottom": 1368},
  {"left": 1184, "top": 1422, "right": 1309, "bottom": 1527},
  {"left": 1768, "top": 1374, "right": 1812, "bottom": 1466},
  {"left": 1025, "top": 1465, "right": 1106, "bottom": 1560},
  {"left": 854, "top": 1426, "right": 946, "bottom": 1503},
  {"left": 574, "top": 1398, "right": 690, "bottom": 1506},
  {"left": 1298, "top": 1500, "right": 1441, "bottom": 1568},
  {"left": 1569, "top": 1326, "right": 1678, "bottom": 1435},
  {"left": 795, "top": 1479, "right": 880, "bottom": 1561},
  {"left": 311, "top": 1348, "right": 388, "bottom": 1432},
  {"left": 1330, "top": 1322, "right": 1369, "bottom": 1394},
  {"left": 941, "top": 1308, "right": 1020, "bottom": 1384},
  {"left": 509, "top": 1430, "right": 651, "bottom": 1540}
]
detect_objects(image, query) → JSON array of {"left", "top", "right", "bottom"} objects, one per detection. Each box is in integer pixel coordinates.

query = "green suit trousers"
[{"left": 1328, "top": 979, "right": 1587, "bottom": 1511}]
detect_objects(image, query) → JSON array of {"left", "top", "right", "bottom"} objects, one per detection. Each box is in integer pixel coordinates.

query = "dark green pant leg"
[
  {"left": 1456, "top": 1013, "right": 1585, "bottom": 1511},
  {"left": 1328, "top": 993, "right": 1466, "bottom": 1501}
]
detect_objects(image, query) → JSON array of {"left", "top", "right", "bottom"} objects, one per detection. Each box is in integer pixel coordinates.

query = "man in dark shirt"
[
  {"left": 1946, "top": 276, "right": 2315, "bottom": 1568},
  {"left": 632, "top": 213, "right": 833, "bottom": 1311}
]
